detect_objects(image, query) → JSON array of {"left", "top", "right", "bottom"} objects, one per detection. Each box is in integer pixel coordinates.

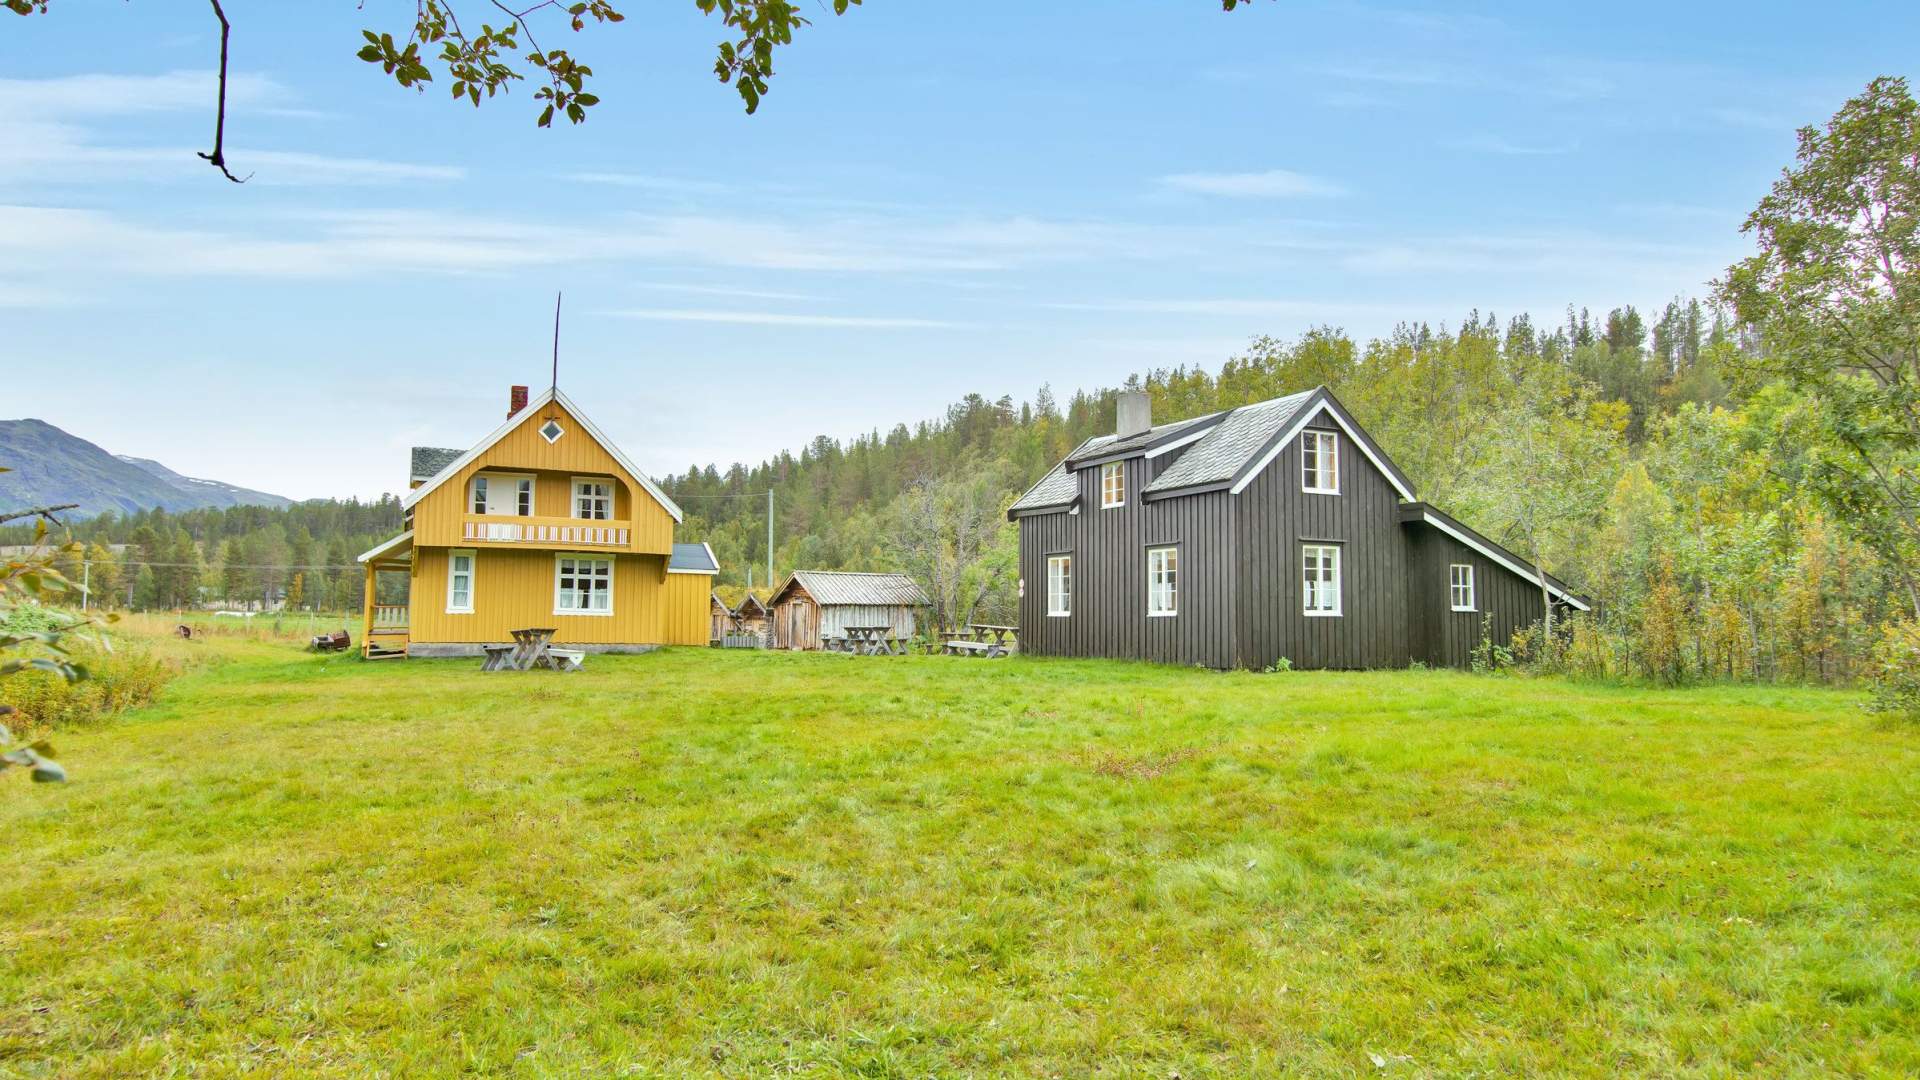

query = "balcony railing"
[{"left": 462, "top": 515, "right": 630, "bottom": 547}]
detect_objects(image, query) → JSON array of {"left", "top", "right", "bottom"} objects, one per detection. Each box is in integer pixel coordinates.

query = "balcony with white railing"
[{"left": 461, "top": 515, "right": 631, "bottom": 549}]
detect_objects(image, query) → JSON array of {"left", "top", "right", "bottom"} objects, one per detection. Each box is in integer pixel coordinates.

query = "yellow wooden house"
[{"left": 356, "top": 385, "right": 716, "bottom": 658}]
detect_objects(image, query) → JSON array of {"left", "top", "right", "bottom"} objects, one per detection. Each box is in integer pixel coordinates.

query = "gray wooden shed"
[{"left": 769, "top": 571, "right": 929, "bottom": 650}]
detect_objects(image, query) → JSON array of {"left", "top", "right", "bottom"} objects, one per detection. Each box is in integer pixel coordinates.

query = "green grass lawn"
[{"left": 2, "top": 640, "right": 1916, "bottom": 1077}]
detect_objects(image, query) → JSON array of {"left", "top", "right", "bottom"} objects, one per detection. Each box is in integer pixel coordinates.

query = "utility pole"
[
  {"left": 766, "top": 487, "right": 775, "bottom": 591},
  {"left": 81, "top": 556, "right": 90, "bottom": 612}
]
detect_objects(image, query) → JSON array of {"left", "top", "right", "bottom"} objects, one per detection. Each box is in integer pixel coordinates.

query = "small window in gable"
[
  {"left": 539, "top": 418, "right": 565, "bottom": 443},
  {"left": 1101, "top": 461, "right": 1126, "bottom": 508},
  {"left": 574, "top": 479, "right": 612, "bottom": 520},
  {"left": 1302, "top": 430, "right": 1339, "bottom": 493},
  {"left": 1450, "top": 564, "right": 1476, "bottom": 612}
]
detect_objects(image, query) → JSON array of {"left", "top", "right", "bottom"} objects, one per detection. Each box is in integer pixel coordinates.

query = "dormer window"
[
  {"left": 1100, "top": 461, "right": 1126, "bottom": 508},
  {"left": 1302, "top": 430, "right": 1339, "bottom": 494}
]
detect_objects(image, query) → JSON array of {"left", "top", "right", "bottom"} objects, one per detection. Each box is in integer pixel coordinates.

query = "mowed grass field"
[{"left": 2, "top": 635, "right": 1916, "bottom": 1078}]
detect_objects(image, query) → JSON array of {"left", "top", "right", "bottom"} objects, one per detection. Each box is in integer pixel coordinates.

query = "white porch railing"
[
  {"left": 371, "top": 604, "right": 409, "bottom": 630},
  {"left": 462, "top": 521, "right": 630, "bottom": 546}
]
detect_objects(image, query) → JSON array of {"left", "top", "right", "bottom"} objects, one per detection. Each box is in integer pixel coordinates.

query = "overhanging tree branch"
[
  {"left": 0, "top": 504, "right": 78, "bottom": 527},
  {"left": 196, "top": 0, "right": 251, "bottom": 183}
]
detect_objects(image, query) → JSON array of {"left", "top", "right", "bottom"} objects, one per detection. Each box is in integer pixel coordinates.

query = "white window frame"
[
  {"left": 1301, "top": 430, "right": 1340, "bottom": 494},
  {"left": 1100, "top": 461, "right": 1126, "bottom": 509},
  {"left": 573, "top": 477, "right": 613, "bottom": 521},
  {"left": 445, "top": 549, "right": 476, "bottom": 614},
  {"left": 1302, "top": 543, "right": 1342, "bottom": 617},
  {"left": 1046, "top": 554, "right": 1072, "bottom": 617},
  {"left": 1147, "top": 545, "right": 1179, "bottom": 617},
  {"left": 471, "top": 472, "right": 534, "bottom": 517},
  {"left": 1450, "top": 563, "right": 1476, "bottom": 612},
  {"left": 553, "top": 554, "right": 614, "bottom": 616}
]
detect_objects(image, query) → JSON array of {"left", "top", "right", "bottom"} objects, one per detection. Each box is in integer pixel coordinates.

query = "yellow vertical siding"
[
  {"left": 411, "top": 548, "right": 710, "bottom": 646},
  {"left": 409, "top": 399, "right": 676, "bottom": 554}
]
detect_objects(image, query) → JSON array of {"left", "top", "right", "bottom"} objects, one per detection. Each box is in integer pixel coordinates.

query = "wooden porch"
[{"left": 359, "top": 531, "right": 414, "bottom": 660}]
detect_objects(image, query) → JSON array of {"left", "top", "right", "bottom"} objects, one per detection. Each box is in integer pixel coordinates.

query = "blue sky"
[{"left": 5, "top": 1, "right": 1915, "bottom": 501}]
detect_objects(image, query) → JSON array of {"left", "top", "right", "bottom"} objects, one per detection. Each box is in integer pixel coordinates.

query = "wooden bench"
[
  {"left": 943, "top": 639, "right": 1004, "bottom": 658},
  {"left": 546, "top": 648, "right": 585, "bottom": 673},
  {"left": 480, "top": 643, "right": 517, "bottom": 672}
]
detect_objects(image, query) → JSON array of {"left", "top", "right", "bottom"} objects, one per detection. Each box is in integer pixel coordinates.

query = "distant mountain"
[{"left": 0, "top": 419, "right": 292, "bottom": 518}]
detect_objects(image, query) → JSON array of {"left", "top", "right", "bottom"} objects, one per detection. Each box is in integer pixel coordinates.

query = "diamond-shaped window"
[{"left": 539, "top": 419, "right": 565, "bottom": 443}]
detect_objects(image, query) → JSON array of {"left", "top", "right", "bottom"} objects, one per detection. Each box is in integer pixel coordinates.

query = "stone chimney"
[
  {"left": 508, "top": 385, "right": 529, "bottom": 419},
  {"left": 1115, "top": 390, "right": 1151, "bottom": 438}
]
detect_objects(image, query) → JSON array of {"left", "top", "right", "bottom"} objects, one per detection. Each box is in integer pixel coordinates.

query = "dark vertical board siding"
[
  {"left": 1405, "top": 526, "right": 1551, "bottom": 668},
  {"left": 1016, "top": 422, "right": 1550, "bottom": 671},
  {"left": 1017, "top": 453, "right": 1235, "bottom": 667},
  {"left": 1232, "top": 424, "right": 1410, "bottom": 670}
]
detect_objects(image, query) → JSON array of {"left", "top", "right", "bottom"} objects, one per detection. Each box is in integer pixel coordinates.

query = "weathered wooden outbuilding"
[
  {"left": 733, "top": 592, "right": 772, "bottom": 639},
  {"left": 768, "top": 571, "right": 929, "bottom": 650},
  {"left": 710, "top": 592, "right": 733, "bottom": 642},
  {"left": 1007, "top": 387, "right": 1588, "bottom": 670}
]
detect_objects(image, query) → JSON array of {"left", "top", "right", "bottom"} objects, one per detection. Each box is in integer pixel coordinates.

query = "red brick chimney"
[{"left": 508, "top": 385, "right": 529, "bottom": 418}]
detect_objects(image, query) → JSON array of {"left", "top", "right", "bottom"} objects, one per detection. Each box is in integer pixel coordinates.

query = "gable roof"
[
  {"left": 669, "top": 542, "right": 719, "bottom": 574},
  {"left": 772, "top": 570, "right": 930, "bottom": 607},
  {"left": 1064, "top": 410, "right": 1225, "bottom": 468},
  {"left": 409, "top": 446, "right": 463, "bottom": 483},
  {"left": 1142, "top": 390, "right": 1317, "bottom": 494},
  {"left": 399, "top": 386, "right": 683, "bottom": 522},
  {"left": 735, "top": 592, "right": 770, "bottom": 616}
]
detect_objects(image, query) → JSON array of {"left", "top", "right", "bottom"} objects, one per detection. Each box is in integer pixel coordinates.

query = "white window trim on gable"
[
  {"left": 1303, "top": 543, "right": 1342, "bottom": 617},
  {"left": 553, "top": 553, "right": 615, "bottom": 616},
  {"left": 1046, "top": 553, "right": 1072, "bottom": 617},
  {"left": 446, "top": 549, "right": 476, "bottom": 614},
  {"left": 1450, "top": 563, "right": 1476, "bottom": 612},
  {"left": 572, "top": 476, "right": 614, "bottom": 520},
  {"left": 1147, "top": 545, "right": 1179, "bottom": 617},
  {"left": 401, "top": 387, "right": 684, "bottom": 522},
  {"left": 1231, "top": 399, "right": 1416, "bottom": 500},
  {"left": 471, "top": 471, "right": 534, "bottom": 517},
  {"left": 1100, "top": 461, "right": 1126, "bottom": 509},
  {"left": 1301, "top": 429, "right": 1340, "bottom": 494}
]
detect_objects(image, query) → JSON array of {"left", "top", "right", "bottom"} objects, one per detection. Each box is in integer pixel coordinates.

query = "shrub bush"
[
  {"left": 0, "top": 641, "right": 177, "bottom": 731},
  {"left": 1865, "top": 618, "right": 1920, "bottom": 723}
]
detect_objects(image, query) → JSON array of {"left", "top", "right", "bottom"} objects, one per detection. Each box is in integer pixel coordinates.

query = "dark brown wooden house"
[{"left": 1008, "top": 387, "right": 1588, "bottom": 670}]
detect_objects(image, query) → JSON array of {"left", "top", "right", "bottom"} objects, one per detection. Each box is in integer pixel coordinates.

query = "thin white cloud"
[
  {"left": 635, "top": 282, "right": 821, "bottom": 302},
  {"left": 1450, "top": 134, "right": 1578, "bottom": 156},
  {"left": 602, "top": 308, "right": 957, "bottom": 329},
  {"left": 0, "top": 120, "right": 463, "bottom": 185},
  {"left": 561, "top": 172, "right": 734, "bottom": 194},
  {"left": 1157, "top": 169, "right": 1345, "bottom": 199},
  {"left": 0, "top": 69, "right": 282, "bottom": 115}
]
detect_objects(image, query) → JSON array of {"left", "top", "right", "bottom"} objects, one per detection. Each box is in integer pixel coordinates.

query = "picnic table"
[
  {"left": 832, "top": 625, "right": 903, "bottom": 656},
  {"left": 941, "top": 623, "right": 1019, "bottom": 658},
  {"left": 483, "top": 627, "right": 563, "bottom": 672}
]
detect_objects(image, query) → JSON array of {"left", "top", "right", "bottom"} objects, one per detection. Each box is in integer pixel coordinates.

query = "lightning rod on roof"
[{"left": 551, "top": 290, "right": 562, "bottom": 393}]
